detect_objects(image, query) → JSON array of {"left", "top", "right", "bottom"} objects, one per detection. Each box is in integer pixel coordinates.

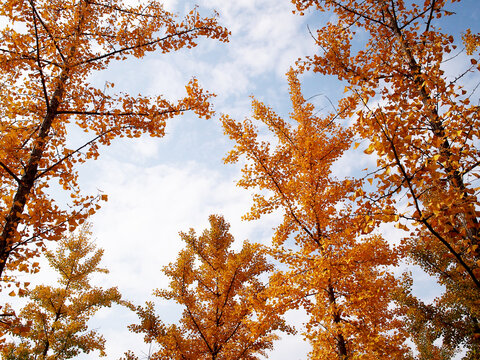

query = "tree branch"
[
  {"left": 74, "top": 27, "right": 211, "bottom": 67},
  {"left": 0, "top": 161, "right": 21, "bottom": 184},
  {"left": 27, "top": 0, "right": 67, "bottom": 64}
]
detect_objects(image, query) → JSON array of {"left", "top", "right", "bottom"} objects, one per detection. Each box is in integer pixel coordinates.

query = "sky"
[
  {"left": 5, "top": 0, "right": 480, "bottom": 359},
  {"left": 80, "top": 1, "right": 320, "bottom": 357}
]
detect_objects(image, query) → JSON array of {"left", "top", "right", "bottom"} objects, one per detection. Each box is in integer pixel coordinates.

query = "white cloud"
[
  {"left": 207, "top": 61, "right": 251, "bottom": 98},
  {"left": 74, "top": 156, "right": 286, "bottom": 358},
  {"left": 85, "top": 158, "right": 265, "bottom": 290}
]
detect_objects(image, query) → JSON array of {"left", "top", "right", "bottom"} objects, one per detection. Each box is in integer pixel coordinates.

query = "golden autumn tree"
[
  {"left": 0, "top": 224, "right": 121, "bottom": 359},
  {"left": 221, "top": 70, "right": 410, "bottom": 360},
  {"left": 126, "top": 215, "right": 290, "bottom": 360},
  {"left": 0, "top": 0, "right": 229, "bottom": 287},
  {"left": 290, "top": 0, "right": 480, "bottom": 355},
  {"left": 394, "top": 228, "right": 480, "bottom": 359}
]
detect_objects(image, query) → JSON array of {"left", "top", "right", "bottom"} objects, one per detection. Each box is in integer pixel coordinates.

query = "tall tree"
[
  {"left": 0, "top": 224, "right": 121, "bottom": 359},
  {"left": 290, "top": 0, "right": 480, "bottom": 355},
  {"left": 126, "top": 215, "right": 290, "bottom": 360},
  {"left": 0, "top": 0, "right": 229, "bottom": 286},
  {"left": 221, "top": 70, "right": 409, "bottom": 359}
]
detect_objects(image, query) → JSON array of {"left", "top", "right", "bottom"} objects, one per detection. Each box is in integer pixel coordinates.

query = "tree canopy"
[
  {"left": 222, "top": 70, "right": 409, "bottom": 359},
  {"left": 1, "top": 0, "right": 480, "bottom": 359},
  {"left": 126, "top": 215, "right": 290, "bottom": 360},
  {"left": 1, "top": 225, "right": 121, "bottom": 359},
  {"left": 0, "top": 0, "right": 228, "bottom": 285}
]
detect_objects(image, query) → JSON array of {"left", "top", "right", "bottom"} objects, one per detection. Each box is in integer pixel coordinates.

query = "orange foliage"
[
  {"left": 0, "top": 225, "right": 121, "bottom": 359},
  {"left": 126, "top": 215, "right": 291, "bottom": 360},
  {"left": 293, "top": 0, "right": 480, "bottom": 287},
  {"left": 0, "top": 0, "right": 228, "bottom": 288},
  {"left": 292, "top": 0, "right": 480, "bottom": 355},
  {"left": 222, "top": 71, "right": 409, "bottom": 359}
]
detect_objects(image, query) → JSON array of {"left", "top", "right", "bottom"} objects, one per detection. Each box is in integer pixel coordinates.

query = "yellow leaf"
[
  {"left": 364, "top": 143, "right": 375, "bottom": 155},
  {"left": 395, "top": 223, "right": 409, "bottom": 231}
]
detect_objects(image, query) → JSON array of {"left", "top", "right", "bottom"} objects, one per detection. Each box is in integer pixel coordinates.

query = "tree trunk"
[
  {"left": 327, "top": 283, "right": 348, "bottom": 359},
  {"left": 0, "top": 69, "right": 69, "bottom": 278}
]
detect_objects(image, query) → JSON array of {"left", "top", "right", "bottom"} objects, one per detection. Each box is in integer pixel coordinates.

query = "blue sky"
[{"left": 12, "top": 0, "right": 480, "bottom": 358}]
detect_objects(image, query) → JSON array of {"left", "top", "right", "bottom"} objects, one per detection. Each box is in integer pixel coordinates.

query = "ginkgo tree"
[
  {"left": 126, "top": 215, "right": 291, "bottom": 360},
  {"left": 290, "top": 0, "right": 480, "bottom": 356},
  {"left": 0, "top": 224, "right": 121, "bottom": 359},
  {"left": 221, "top": 70, "right": 410, "bottom": 360},
  {"left": 0, "top": 0, "right": 228, "bottom": 289}
]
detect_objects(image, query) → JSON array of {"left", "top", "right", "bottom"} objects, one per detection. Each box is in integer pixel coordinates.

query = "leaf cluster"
[
  {"left": 127, "top": 215, "right": 291, "bottom": 360},
  {"left": 1, "top": 224, "right": 121, "bottom": 359}
]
